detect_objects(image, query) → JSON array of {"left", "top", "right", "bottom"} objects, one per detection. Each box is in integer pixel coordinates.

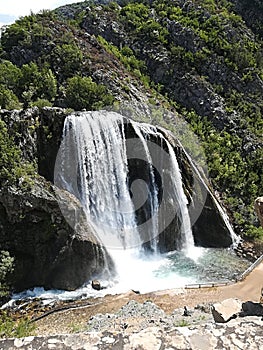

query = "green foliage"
[
  {"left": 0, "top": 312, "right": 35, "bottom": 338},
  {"left": 0, "top": 252, "right": 13, "bottom": 282},
  {"left": 52, "top": 43, "right": 83, "bottom": 78},
  {"left": 65, "top": 76, "right": 114, "bottom": 110},
  {"left": 1, "top": 13, "right": 52, "bottom": 53},
  {"left": 120, "top": 3, "right": 150, "bottom": 29},
  {"left": 97, "top": 36, "right": 150, "bottom": 87},
  {"left": 0, "top": 61, "right": 22, "bottom": 90},
  {"left": 0, "top": 120, "right": 35, "bottom": 186},
  {"left": 119, "top": 2, "right": 168, "bottom": 44},
  {"left": 175, "top": 319, "right": 191, "bottom": 327},
  {"left": 19, "top": 63, "right": 57, "bottom": 106},
  {"left": 182, "top": 107, "right": 262, "bottom": 238},
  {"left": 0, "top": 86, "right": 22, "bottom": 110},
  {"left": 29, "top": 98, "right": 53, "bottom": 108},
  {"left": 0, "top": 251, "right": 14, "bottom": 299}
]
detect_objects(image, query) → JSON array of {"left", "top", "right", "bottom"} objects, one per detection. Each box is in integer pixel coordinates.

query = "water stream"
[{"left": 8, "top": 111, "right": 248, "bottom": 302}]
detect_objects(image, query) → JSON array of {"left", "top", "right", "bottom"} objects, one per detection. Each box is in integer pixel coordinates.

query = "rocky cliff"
[
  {"left": 0, "top": 107, "right": 235, "bottom": 294},
  {"left": 0, "top": 108, "right": 115, "bottom": 293},
  {"left": 1, "top": 0, "right": 261, "bottom": 238},
  {"left": 0, "top": 0, "right": 262, "bottom": 294}
]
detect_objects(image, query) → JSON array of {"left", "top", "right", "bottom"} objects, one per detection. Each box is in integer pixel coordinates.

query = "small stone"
[
  {"left": 183, "top": 306, "right": 191, "bottom": 316},
  {"left": 91, "top": 280, "right": 101, "bottom": 291}
]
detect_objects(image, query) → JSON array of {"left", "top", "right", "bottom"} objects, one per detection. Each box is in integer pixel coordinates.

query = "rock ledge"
[{"left": 1, "top": 318, "right": 263, "bottom": 350}]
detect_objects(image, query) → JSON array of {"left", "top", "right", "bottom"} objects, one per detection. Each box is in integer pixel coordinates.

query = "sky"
[{"left": 0, "top": 0, "right": 83, "bottom": 27}]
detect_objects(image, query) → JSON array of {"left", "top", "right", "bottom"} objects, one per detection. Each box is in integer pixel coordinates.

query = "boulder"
[
  {"left": 255, "top": 197, "right": 263, "bottom": 228},
  {"left": 240, "top": 301, "right": 263, "bottom": 317},
  {"left": 0, "top": 177, "right": 114, "bottom": 292},
  {"left": 212, "top": 298, "right": 242, "bottom": 323},
  {"left": 91, "top": 280, "right": 101, "bottom": 291}
]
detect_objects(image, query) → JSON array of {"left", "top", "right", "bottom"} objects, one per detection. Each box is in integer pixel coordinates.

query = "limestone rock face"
[
  {"left": 212, "top": 298, "right": 242, "bottom": 323},
  {"left": 255, "top": 197, "right": 263, "bottom": 228},
  {"left": 124, "top": 121, "right": 233, "bottom": 251},
  {"left": 0, "top": 177, "right": 113, "bottom": 292},
  {"left": 1, "top": 318, "right": 263, "bottom": 349}
]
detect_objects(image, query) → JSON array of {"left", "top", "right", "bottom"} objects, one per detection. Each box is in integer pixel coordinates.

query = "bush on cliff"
[{"left": 0, "top": 120, "right": 35, "bottom": 186}]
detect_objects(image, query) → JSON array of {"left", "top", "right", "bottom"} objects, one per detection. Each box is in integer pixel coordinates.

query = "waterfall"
[
  {"left": 131, "top": 122, "right": 160, "bottom": 252},
  {"left": 165, "top": 140, "right": 194, "bottom": 251},
  {"left": 56, "top": 111, "right": 141, "bottom": 250},
  {"left": 56, "top": 111, "right": 195, "bottom": 254},
  {"left": 54, "top": 110, "right": 203, "bottom": 291},
  {"left": 131, "top": 121, "right": 194, "bottom": 253}
]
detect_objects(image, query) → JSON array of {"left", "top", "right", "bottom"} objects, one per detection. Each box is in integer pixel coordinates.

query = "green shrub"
[
  {"left": 0, "top": 61, "right": 22, "bottom": 91},
  {"left": 0, "top": 86, "right": 22, "bottom": 110},
  {"left": 52, "top": 43, "right": 83, "bottom": 78},
  {"left": 0, "top": 120, "right": 35, "bottom": 186},
  {"left": 29, "top": 98, "right": 53, "bottom": 108},
  {"left": 0, "top": 312, "right": 35, "bottom": 339},
  {"left": 244, "top": 226, "right": 263, "bottom": 240},
  {"left": 0, "top": 251, "right": 14, "bottom": 299},
  {"left": 19, "top": 63, "right": 57, "bottom": 106},
  {"left": 65, "top": 76, "right": 114, "bottom": 110}
]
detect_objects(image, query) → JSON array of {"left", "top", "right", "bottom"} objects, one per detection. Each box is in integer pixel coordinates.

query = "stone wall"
[{"left": 1, "top": 318, "right": 262, "bottom": 349}]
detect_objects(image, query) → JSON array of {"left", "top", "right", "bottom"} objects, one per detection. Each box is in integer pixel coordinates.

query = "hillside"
[
  {"left": 0, "top": 0, "right": 262, "bottom": 302},
  {"left": 1, "top": 0, "right": 262, "bottom": 236}
]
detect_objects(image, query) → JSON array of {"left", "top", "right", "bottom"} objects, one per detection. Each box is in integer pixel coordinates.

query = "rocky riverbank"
[{"left": 1, "top": 297, "right": 263, "bottom": 349}]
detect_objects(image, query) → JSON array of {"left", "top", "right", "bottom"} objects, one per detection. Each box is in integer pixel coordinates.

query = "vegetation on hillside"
[
  {"left": 0, "top": 11, "right": 114, "bottom": 110},
  {"left": 0, "top": 0, "right": 262, "bottom": 245}
]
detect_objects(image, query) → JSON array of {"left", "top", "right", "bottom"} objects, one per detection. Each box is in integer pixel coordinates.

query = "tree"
[
  {"left": 0, "top": 86, "right": 22, "bottom": 110},
  {"left": 19, "top": 63, "right": 57, "bottom": 106},
  {"left": 65, "top": 76, "right": 114, "bottom": 110},
  {"left": 52, "top": 43, "right": 83, "bottom": 78},
  {"left": 0, "top": 60, "right": 22, "bottom": 91}
]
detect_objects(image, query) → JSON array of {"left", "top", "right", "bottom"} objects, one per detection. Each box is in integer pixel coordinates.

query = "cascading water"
[
  {"left": 58, "top": 111, "right": 141, "bottom": 251},
  {"left": 131, "top": 122, "right": 160, "bottom": 253},
  {"left": 55, "top": 111, "right": 198, "bottom": 291},
  {"left": 47, "top": 109, "right": 245, "bottom": 298},
  {"left": 165, "top": 140, "right": 194, "bottom": 252},
  {"left": 131, "top": 122, "right": 194, "bottom": 254}
]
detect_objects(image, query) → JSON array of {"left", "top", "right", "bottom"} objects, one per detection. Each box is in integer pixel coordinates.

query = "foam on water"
[{"left": 6, "top": 246, "right": 250, "bottom": 306}]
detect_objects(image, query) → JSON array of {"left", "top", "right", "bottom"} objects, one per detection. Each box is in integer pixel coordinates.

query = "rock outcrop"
[
  {"left": 0, "top": 177, "right": 113, "bottom": 292},
  {"left": 212, "top": 298, "right": 263, "bottom": 323},
  {"left": 1, "top": 318, "right": 263, "bottom": 349},
  {"left": 212, "top": 298, "right": 242, "bottom": 323}
]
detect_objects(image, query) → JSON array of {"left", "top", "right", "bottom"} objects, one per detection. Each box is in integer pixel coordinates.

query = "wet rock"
[
  {"left": 0, "top": 178, "right": 114, "bottom": 292},
  {"left": 92, "top": 280, "right": 101, "bottom": 291},
  {"left": 212, "top": 298, "right": 242, "bottom": 323}
]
